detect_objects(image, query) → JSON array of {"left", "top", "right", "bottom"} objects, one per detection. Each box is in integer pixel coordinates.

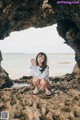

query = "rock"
[
  {"left": 59, "top": 115, "right": 65, "bottom": 120},
  {"left": 0, "top": 67, "right": 13, "bottom": 89},
  {"left": 74, "top": 107, "right": 80, "bottom": 117},
  {"left": 65, "top": 99, "right": 72, "bottom": 106},
  {"left": 0, "top": 51, "right": 13, "bottom": 89},
  {"left": 73, "top": 64, "right": 80, "bottom": 75},
  {"left": 0, "top": 1, "right": 80, "bottom": 73},
  {"left": 0, "top": 0, "right": 56, "bottom": 40},
  {"left": 63, "top": 106, "right": 71, "bottom": 112},
  {"left": 1, "top": 73, "right": 80, "bottom": 119},
  {"left": 46, "top": 112, "right": 53, "bottom": 120},
  {"left": 69, "top": 113, "right": 75, "bottom": 120}
]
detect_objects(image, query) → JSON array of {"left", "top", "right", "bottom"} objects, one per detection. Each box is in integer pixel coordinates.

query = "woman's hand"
[{"left": 31, "top": 58, "right": 36, "bottom": 65}]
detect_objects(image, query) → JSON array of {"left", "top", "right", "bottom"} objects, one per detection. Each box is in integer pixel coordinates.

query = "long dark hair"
[{"left": 36, "top": 52, "right": 47, "bottom": 73}]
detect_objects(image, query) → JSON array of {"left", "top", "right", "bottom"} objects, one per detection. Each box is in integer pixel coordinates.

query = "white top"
[{"left": 30, "top": 65, "right": 50, "bottom": 83}]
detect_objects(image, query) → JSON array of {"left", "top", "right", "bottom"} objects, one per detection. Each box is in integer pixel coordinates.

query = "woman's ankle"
[
  {"left": 45, "top": 88, "right": 49, "bottom": 91},
  {"left": 45, "top": 88, "right": 51, "bottom": 92},
  {"left": 34, "top": 87, "right": 38, "bottom": 90},
  {"left": 45, "top": 89, "right": 51, "bottom": 95}
]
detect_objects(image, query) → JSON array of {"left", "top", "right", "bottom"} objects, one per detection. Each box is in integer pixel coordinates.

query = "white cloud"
[{"left": 0, "top": 24, "right": 74, "bottom": 53}]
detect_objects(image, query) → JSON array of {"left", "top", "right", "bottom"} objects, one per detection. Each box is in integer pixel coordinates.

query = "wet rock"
[
  {"left": 19, "top": 76, "right": 33, "bottom": 80},
  {"left": 0, "top": 77, "right": 13, "bottom": 89}
]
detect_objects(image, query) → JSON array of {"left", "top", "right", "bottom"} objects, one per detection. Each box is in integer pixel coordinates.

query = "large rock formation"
[
  {"left": 0, "top": 51, "right": 13, "bottom": 88},
  {"left": 0, "top": 0, "right": 80, "bottom": 73},
  {"left": 0, "top": 0, "right": 56, "bottom": 39},
  {"left": 52, "top": 1, "right": 80, "bottom": 74}
]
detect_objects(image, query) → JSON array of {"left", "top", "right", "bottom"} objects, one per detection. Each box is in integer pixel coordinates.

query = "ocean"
[{"left": 1, "top": 53, "right": 76, "bottom": 79}]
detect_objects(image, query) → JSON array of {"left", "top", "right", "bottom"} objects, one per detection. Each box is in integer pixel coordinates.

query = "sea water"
[{"left": 1, "top": 53, "right": 76, "bottom": 79}]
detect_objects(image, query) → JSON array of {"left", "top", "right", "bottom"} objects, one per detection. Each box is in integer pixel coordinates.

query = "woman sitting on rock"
[{"left": 30, "top": 52, "right": 51, "bottom": 95}]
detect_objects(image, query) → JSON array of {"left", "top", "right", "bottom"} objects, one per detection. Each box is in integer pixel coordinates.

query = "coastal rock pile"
[
  {"left": 0, "top": 74, "right": 80, "bottom": 120},
  {"left": 0, "top": 0, "right": 80, "bottom": 73},
  {"left": 0, "top": 1, "right": 80, "bottom": 119}
]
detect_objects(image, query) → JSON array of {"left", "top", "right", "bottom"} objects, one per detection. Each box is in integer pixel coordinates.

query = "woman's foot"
[
  {"left": 45, "top": 89, "right": 51, "bottom": 96},
  {"left": 39, "top": 88, "right": 44, "bottom": 93},
  {"left": 33, "top": 88, "right": 39, "bottom": 95}
]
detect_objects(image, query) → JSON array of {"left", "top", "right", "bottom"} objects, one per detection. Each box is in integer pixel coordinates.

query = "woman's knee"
[
  {"left": 33, "top": 77, "right": 40, "bottom": 84},
  {"left": 40, "top": 79, "right": 48, "bottom": 86}
]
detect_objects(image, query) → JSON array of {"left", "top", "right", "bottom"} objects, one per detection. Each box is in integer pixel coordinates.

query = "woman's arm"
[
  {"left": 30, "top": 65, "right": 36, "bottom": 76},
  {"left": 30, "top": 58, "right": 36, "bottom": 76}
]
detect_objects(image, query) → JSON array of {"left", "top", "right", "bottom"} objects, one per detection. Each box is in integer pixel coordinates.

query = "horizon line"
[{"left": 2, "top": 52, "right": 74, "bottom": 54}]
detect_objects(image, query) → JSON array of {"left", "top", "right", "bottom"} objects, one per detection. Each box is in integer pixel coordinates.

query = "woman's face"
[{"left": 37, "top": 54, "right": 44, "bottom": 66}]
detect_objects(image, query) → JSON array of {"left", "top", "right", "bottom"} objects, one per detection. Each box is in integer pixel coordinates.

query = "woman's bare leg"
[
  {"left": 40, "top": 79, "right": 51, "bottom": 95},
  {"left": 40, "top": 79, "right": 48, "bottom": 90},
  {"left": 32, "top": 77, "right": 40, "bottom": 94}
]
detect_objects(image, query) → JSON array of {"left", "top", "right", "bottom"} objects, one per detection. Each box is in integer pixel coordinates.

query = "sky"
[{"left": 0, "top": 24, "right": 74, "bottom": 53}]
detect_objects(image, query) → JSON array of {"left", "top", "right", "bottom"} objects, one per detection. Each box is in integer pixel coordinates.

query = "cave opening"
[
  {"left": 0, "top": 24, "right": 76, "bottom": 79},
  {"left": 1, "top": 1, "right": 80, "bottom": 118}
]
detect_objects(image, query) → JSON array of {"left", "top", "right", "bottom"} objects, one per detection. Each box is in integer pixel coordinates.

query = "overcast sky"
[{"left": 0, "top": 24, "right": 74, "bottom": 53}]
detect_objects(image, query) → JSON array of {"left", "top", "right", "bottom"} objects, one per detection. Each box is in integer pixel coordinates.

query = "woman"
[{"left": 30, "top": 52, "right": 51, "bottom": 95}]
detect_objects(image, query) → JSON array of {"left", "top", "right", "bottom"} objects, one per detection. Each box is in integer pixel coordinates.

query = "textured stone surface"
[
  {"left": 0, "top": 51, "right": 13, "bottom": 88},
  {"left": 0, "top": 0, "right": 56, "bottom": 39},
  {"left": 53, "top": 1, "right": 80, "bottom": 71},
  {"left": 0, "top": 0, "right": 80, "bottom": 71},
  {"left": 0, "top": 74, "right": 80, "bottom": 120}
]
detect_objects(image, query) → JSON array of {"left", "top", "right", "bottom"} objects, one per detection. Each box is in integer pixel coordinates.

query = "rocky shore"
[
  {"left": 0, "top": 0, "right": 80, "bottom": 119},
  {"left": 0, "top": 73, "right": 80, "bottom": 120}
]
